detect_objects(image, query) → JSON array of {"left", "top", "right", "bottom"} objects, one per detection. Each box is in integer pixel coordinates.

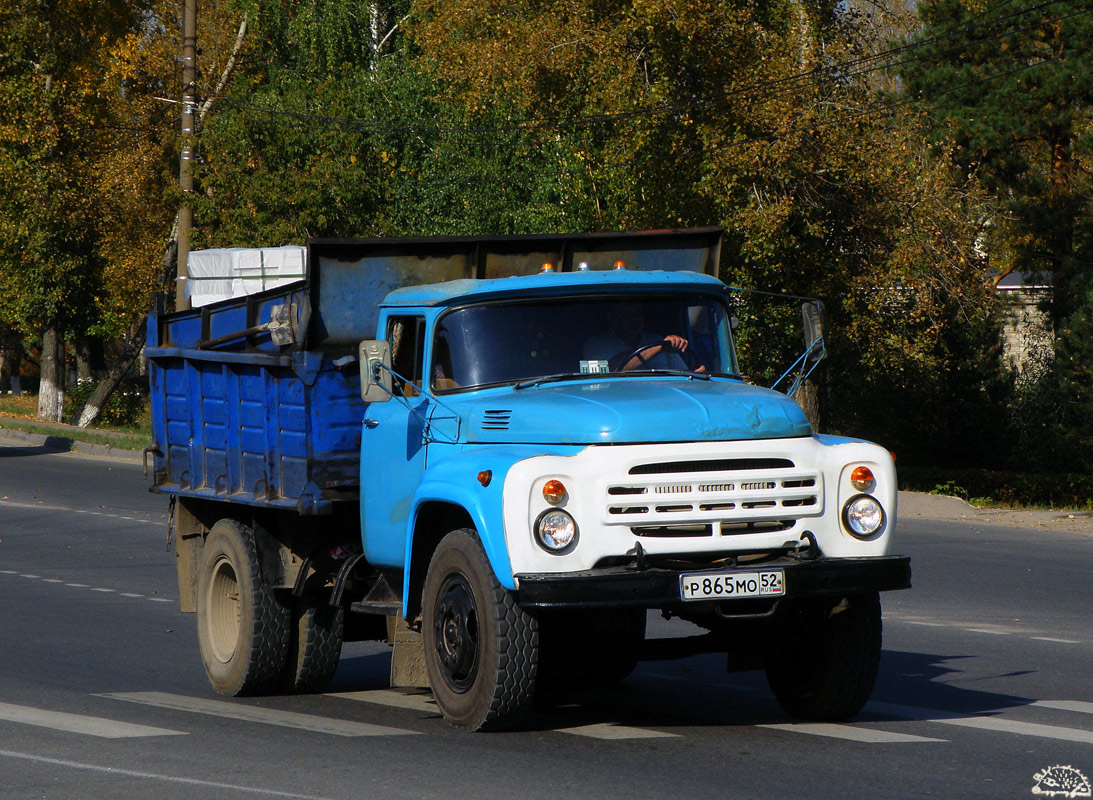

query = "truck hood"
[{"left": 455, "top": 378, "right": 811, "bottom": 445}]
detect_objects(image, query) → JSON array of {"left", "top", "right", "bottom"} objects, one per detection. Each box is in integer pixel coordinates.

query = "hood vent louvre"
[
  {"left": 482, "top": 409, "right": 513, "bottom": 430},
  {"left": 629, "top": 458, "right": 794, "bottom": 475}
]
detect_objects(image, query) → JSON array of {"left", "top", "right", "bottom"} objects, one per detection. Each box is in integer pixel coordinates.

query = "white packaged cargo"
[{"left": 185, "top": 246, "right": 307, "bottom": 307}]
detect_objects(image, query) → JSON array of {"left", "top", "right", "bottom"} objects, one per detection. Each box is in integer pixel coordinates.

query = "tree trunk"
[
  {"left": 794, "top": 380, "right": 821, "bottom": 430},
  {"left": 9, "top": 338, "right": 23, "bottom": 395},
  {"left": 75, "top": 335, "right": 94, "bottom": 381},
  {"left": 72, "top": 235, "right": 175, "bottom": 428},
  {"left": 37, "top": 325, "right": 65, "bottom": 421},
  {"left": 72, "top": 323, "right": 145, "bottom": 427},
  {"left": 71, "top": 15, "right": 248, "bottom": 428}
]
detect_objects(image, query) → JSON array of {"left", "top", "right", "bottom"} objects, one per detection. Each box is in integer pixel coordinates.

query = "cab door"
[{"left": 360, "top": 314, "right": 430, "bottom": 568}]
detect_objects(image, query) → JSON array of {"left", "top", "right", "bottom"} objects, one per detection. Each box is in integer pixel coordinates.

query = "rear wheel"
[
  {"left": 764, "top": 591, "right": 882, "bottom": 721},
  {"left": 280, "top": 594, "right": 344, "bottom": 693},
  {"left": 422, "top": 529, "right": 538, "bottom": 730},
  {"left": 196, "top": 519, "right": 290, "bottom": 696}
]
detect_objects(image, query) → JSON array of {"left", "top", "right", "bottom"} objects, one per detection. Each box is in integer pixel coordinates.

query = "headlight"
[
  {"left": 843, "top": 494, "right": 885, "bottom": 538},
  {"left": 535, "top": 509, "right": 578, "bottom": 552}
]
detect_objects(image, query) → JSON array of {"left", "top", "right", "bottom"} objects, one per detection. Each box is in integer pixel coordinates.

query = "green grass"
[
  {"left": 0, "top": 394, "right": 38, "bottom": 417},
  {"left": 0, "top": 392, "right": 150, "bottom": 450},
  {"left": 900, "top": 466, "right": 1093, "bottom": 511}
]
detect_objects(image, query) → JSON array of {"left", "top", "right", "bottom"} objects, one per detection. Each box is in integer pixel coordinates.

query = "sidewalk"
[
  {"left": 899, "top": 490, "right": 1093, "bottom": 534},
  {"left": 0, "top": 415, "right": 146, "bottom": 464}
]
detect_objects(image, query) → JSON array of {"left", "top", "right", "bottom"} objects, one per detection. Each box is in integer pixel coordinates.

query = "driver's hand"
[{"left": 663, "top": 335, "right": 688, "bottom": 351}]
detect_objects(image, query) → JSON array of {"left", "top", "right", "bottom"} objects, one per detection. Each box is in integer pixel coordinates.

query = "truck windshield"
[{"left": 431, "top": 294, "right": 737, "bottom": 392}]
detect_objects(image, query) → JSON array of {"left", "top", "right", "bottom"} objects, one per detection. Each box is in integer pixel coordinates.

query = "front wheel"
[
  {"left": 422, "top": 530, "right": 538, "bottom": 731},
  {"left": 764, "top": 591, "right": 882, "bottom": 721}
]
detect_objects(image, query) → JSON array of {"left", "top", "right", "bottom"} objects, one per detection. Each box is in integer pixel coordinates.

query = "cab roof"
[{"left": 379, "top": 269, "right": 728, "bottom": 309}]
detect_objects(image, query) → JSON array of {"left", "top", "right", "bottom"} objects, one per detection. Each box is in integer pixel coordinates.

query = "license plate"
[{"left": 679, "top": 570, "right": 785, "bottom": 601}]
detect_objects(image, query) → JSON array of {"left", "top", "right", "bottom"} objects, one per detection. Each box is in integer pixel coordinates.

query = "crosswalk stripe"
[
  {"left": 553, "top": 722, "right": 680, "bottom": 740},
  {"left": 328, "top": 690, "right": 438, "bottom": 714},
  {"left": 0, "top": 702, "right": 184, "bottom": 739},
  {"left": 99, "top": 692, "right": 417, "bottom": 737},
  {"left": 869, "top": 702, "right": 1093, "bottom": 744},
  {"left": 759, "top": 723, "right": 945, "bottom": 743},
  {"left": 331, "top": 689, "right": 677, "bottom": 739},
  {"left": 1034, "top": 700, "right": 1093, "bottom": 715}
]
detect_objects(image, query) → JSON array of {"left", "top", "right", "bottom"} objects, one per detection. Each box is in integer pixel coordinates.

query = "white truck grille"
[{"left": 603, "top": 456, "right": 823, "bottom": 537}]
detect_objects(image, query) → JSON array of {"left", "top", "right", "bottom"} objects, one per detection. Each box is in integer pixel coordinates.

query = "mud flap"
[{"left": 388, "top": 616, "right": 430, "bottom": 689}]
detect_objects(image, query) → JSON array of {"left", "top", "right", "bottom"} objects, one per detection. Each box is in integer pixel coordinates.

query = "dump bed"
[{"left": 146, "top": 229, "right": 723, "bottom": 514}]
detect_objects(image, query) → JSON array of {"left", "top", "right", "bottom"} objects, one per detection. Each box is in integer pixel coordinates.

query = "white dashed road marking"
[
  {"left": 1, "top": 571, "right": 173, "bottom": 604},
  {"left": 0, "top": 750, "right": 338, "bottom": 800},
  {"left": 889, "top": 615, "right": 1085, "bottom": 647},
  {"left": 0, "top": 498, "right": 160, "bottom": 527}
]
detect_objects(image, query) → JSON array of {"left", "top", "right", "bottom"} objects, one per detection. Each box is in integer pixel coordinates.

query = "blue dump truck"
[{"left": 147, "top": 229, "right": 910, "bottom": 731}]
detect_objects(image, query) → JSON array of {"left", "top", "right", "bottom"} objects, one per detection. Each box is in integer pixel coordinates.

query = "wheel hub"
[
  {"left": 432, "top": 575, "right": 479, "bottom": 692},
  {"left": 205, "top": 554, "right": 241, "bottom": 664}
]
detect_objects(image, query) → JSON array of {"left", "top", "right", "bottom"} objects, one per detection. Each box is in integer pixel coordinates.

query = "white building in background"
[{"left": 996, "top": 271, "right": 1053, "bottom": 382}]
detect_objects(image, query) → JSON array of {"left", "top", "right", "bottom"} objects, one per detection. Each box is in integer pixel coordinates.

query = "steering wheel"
[{"left": 612, "top": 340, "right": 702, "bottom": 372}]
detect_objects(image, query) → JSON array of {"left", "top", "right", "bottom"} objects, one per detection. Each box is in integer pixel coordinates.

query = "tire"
[
  {"left": 421, "top": 529, "right": 538, "bottom": 731},
  {"left": 764, "top": 591, "right": 882, "bottom": 721},
  {"left": 538, "top": 607, "right": 646, "bottom": 687},
  {"left": 280, "top": 595, "right": 344, "bottom": 693},
  {"left": 196, "top": 519, "right": 290, "bottom": 696}
]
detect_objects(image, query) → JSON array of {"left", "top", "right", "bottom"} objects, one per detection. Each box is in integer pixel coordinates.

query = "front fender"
[{"left": 403, "top": 446, "right": 576, "bottom": 611}]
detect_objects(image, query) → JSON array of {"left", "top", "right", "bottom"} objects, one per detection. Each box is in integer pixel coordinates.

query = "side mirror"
[
  {"left": 359, "top": 340, "right": 392, "bottom": 403},
  {"left": 801, "top": 301, "right": 825, "bottom": 357}
]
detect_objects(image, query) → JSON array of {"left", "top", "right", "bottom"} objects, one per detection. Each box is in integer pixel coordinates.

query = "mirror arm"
[
  {"left": 771, "top": 336, "right": 826, "bottom": 397},
  {"left": 372, "top": 361, "right": 462, "bottom": 443}
]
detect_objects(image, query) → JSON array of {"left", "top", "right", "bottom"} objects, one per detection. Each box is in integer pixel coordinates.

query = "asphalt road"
[{"left": 0, "top": 444, "right": 1090, "bottom": 800}]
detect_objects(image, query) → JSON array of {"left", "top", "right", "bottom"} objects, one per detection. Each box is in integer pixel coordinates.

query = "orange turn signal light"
[
  {"left": 850, "top": 465, "right": 875, "bottom": 491},
  {"left": 477, "top": 470, "right": 492, "bottom": 487},
  {"left": 542, "top": 479, "right": 567, "bottom": 504}
]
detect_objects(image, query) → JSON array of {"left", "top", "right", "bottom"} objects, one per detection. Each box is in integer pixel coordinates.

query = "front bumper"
[{"left": 516, "top": 555, "right": 911, "bottom": 609}]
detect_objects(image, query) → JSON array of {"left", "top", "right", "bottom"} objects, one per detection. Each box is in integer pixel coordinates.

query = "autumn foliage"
[{"left": 0, "top": 0, "right": 1089, "bottom": 471}]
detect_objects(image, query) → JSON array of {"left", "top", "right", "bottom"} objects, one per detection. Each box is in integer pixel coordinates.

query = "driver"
[{"left": 583, "top": 303, "right": 705, "bottom": 372}]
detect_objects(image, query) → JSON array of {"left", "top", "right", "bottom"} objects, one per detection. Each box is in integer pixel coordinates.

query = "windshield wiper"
[
  {"left": 622, "top": 369, "right": 712, "bottom": 381},
  {"left": 514, "top": 369, "right": 713, "bottom": 390},
  {"left": 513, "top": 373, "right": 589, "bottom": 391}
]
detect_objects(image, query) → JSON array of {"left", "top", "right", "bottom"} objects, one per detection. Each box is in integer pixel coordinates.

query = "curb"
[{"left": 0, "top": 424, "right": 145, "bottom": 465}]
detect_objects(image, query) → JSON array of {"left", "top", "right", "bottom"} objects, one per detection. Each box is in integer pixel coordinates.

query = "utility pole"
[{"left": 177, "top": 0, "right": 197, "bottom": 311}]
